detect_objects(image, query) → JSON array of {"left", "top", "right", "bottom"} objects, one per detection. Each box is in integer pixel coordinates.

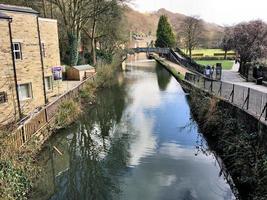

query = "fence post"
[
  {"left": 203, "top": 79, "right": 206, "bottom": 90},
  {"left": 265, "top": 103, "right": 267, "bottom": 120},
  {"left": 210, "top": 80, "right": 213, "bottom": 93},
  {"left": 247, "top": 88, "right": 250, "bottom": 110},
  {"left": 22, "top": 125, "right": 26, "bottom": 144},
  {"left": 219, "top": 81, "right": 222, "bottom": 96},
  {"left": 232, "top": 85, "right": 235, "bottom": 103}
]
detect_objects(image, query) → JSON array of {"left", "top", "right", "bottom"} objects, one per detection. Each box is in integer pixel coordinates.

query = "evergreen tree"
[{"left": 155, "top": 15, "right": 176, "bottom": 48}]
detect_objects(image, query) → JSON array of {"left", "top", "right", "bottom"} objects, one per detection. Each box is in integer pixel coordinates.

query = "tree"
[
  {"left": 180, "top": 16, "right": 203, "bottom": 59},
  {"left": 220, "top": 27, "right": 233, "bottom": 59},
  {"left": 230, "top": 20, "right": 267, "bottom": 73},
  {"left": 155, "top": 15, "right": 176, "bottom": 48},
  {"left": 47, "top": 0, "right": 94, "bottom": 65},
  {"left": 82, "top": 0, "right": 124, "bottom": 65}
]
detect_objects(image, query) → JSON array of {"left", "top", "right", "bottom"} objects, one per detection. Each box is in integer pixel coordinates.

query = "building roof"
[
  {"left": 0, "top": 11, "right": 11, "bottom": 19},
  {"left": 0, "top": 4, "right": 39, "bottom": 14},
  {"left": 72, "top": 65, "right": 95, "bottom": 71}
]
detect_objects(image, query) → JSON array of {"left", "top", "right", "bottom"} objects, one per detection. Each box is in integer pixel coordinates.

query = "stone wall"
[
  {"left": 3, "top": 11, "right": 46, "bottom": 115},
  {"left": 0, "top": 9, "right": 62, "bottom": 125},
  {"left": 39, "top": 18, "right": 61, "bottom": 101},
  {"left": 0, "top": 19, "right": 19, "bottom": 124}
]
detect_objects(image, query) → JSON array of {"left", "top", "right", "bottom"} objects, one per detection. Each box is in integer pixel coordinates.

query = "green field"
[
  {"left": 182, "top": 49, "right": 235, "bottom": 57},
  {"left": 196, "top": 60, "right": 234, "bottom": 70}
]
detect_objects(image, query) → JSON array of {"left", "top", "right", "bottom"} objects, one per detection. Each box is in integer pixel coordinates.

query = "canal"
[{"left": 31, "top": 58, "right": 235, "bottom": 200}]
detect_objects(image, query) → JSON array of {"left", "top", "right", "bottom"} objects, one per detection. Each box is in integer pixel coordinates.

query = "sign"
[{"left": 52, "top": 66, "right": 62, "bottom": 80}]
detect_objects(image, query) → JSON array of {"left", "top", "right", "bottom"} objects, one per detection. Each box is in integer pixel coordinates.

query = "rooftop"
[
  {"left": 0, "top": 11, "right": 11, "bottom": 19},
  {"left": 0, "top": 4, "right": 39, "bottom": 14},
  {"left": 73, "top": 65, "right": 95, "bottom": 71}
]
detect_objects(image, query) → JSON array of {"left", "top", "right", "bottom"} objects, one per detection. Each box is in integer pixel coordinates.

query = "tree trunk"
[
  {"left": 224, "top": 50, "right": 227, "bottom": 60},
  {"left": 68, "top": 32, "right": 78, "bottom": 66},
  {"left": 91, "top": 38, "right": 96, "bottom": 65},
  {"left": 42, "top": 0, "right": 47, "bottom": 18},
  {"left": 50, "top": 2, "right": 53, "bottom": 18},
  {"left": 91, "top": 20, "right": 97, "bottom": 66},
  {"left": 238, "top": 60, "right": 242, "bottom": 73},
  {"left": 189, "top": 48, "right": 192, "bottom": 60}
]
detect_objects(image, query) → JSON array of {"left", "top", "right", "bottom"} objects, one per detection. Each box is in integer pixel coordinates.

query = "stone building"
[{"left": 0, "top": 4, "right": 61, "bottom": 125}]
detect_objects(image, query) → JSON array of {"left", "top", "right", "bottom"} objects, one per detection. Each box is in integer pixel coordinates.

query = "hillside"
[{"left": 124, "top": 7, "right": 224, "bottom": 48}]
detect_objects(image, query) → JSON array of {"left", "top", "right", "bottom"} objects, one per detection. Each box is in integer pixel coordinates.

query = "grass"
[
  {"left": 182, "top": 48, "right": 235, "bottom": 57},
  {"left": 195, "top": 60, "right": 234, "bottom": 70}
]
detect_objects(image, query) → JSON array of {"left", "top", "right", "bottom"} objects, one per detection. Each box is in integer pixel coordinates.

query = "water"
[{"left": 32, "top": 59, "right": 235, "bottom": 200}]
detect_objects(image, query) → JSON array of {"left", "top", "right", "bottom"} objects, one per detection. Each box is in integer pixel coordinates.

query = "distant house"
[
  {"left": 66, "top": 65, "right": 96, "bottom": 81},
  {"left": 0, "top": 4, "right": 61, "bottom": 124}
]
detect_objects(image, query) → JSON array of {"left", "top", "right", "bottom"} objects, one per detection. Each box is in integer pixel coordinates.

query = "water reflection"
[
  {"left": 155, "top": 63, "right": 172, "bottom": 91},
  {"left": 32, "top": 60, "right": 235, "bottom": 200}
]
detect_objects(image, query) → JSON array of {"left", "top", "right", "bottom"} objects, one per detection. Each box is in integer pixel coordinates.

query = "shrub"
[
  {"left": 0, "top": 161, "right": 31, "bottom": 200},
  {"left": 55, "top": 99, "right": 81, "bottom": 129},
  {"left": 80, "top": 80, "right": 97, "bottom": 103},
  {"left": 95, "top": 64, "right": 117, "bottom": 88},
  {"left": 194, "top": 56, "right": 235, "bottom": 61}
]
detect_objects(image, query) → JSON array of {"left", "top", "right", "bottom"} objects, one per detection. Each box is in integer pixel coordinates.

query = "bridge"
[
  {"left": 131, "top": 47, "right": 204, "bottom": 75},
  {"left": 131, "top": 47, "right": 170, "bottom": 54}
]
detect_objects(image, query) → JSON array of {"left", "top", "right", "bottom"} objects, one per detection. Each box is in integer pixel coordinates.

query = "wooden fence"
[
  {"left": 7, "top": 74, "right": 96, "bottom": 149},
  {"left": 185, "top": 73, "right": 267, "bottom": 123}
]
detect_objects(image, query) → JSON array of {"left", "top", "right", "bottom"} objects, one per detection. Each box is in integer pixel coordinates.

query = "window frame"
[
  {"left": 18, "top": 83, "right": 33, "bottom": 101},
  {"left": 13, "top": 42, "right": 22, "bottom": 60},
  {"left": 41, "top": 42, "right": 46, "bottom": 58},
  {"left": 44, "top": 76, "right": 53, "bottom": 92},
  {"left": 0, "top": 92, "right": 8, "bottom": 104}
]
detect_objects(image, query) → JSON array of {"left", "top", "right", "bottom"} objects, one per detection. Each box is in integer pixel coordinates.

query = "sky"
[{"left": 130, "top": 0, "right": 267, "bottom": 26}]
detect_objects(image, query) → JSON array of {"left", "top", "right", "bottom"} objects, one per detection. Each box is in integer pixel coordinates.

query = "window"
[
  {"left": 45, "top": 76, "right": 53, "bottom": 91},
  {"left": 13, "top": 42, "right": 22, "bottom": 60},
  {"left": 18, "top": 83, "right": 32, "bottom": 101},
  {"left": 0, "top": 92, "right": 8, "bottom": 103},
  {"left": 41, "top": 42, "right": 46, "bottom": 57}
]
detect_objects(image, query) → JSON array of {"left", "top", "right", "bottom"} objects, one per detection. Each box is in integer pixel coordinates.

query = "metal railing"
[
  {"left": 185, "top": 72, "right": 267, "bottom": 122},
  {"left": 7, "top": 74, "right": 96, "bottom": 149},
  {"left": 132, "top": 47, "right": 170, "bottom": 54}
]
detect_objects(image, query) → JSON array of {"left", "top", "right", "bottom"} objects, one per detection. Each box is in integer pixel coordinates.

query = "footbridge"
[{"left": 131, "top": 47, "right": 170, "bottom": 54}]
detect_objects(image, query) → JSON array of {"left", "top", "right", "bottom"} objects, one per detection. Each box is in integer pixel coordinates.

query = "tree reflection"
[
  {"left": 48, "top": 82, "right": 132, "bottom": 200},
  {"left": 155, "top": 63, "right": 172, "bottom": 91}
]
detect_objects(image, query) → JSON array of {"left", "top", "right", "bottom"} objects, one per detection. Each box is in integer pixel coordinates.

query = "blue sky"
[{"left": 130, "top": 0, "right": 267, "bottom": 25}]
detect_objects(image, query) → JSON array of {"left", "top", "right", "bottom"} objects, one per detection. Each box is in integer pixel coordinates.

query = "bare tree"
[
  {"left": 230, "top": 20, "right": 267, "bottom": 73},
  {"left": 47, "top": 0, "right": 97, "bottom": 65},
  {"left": 82, "top": 0, "right": 118, "bottom": 65},
  {"left": 180, "top": 16, "right": 203, "bottom": 59},
  {"left": 220, "top": 27, "right": 233, "bottom": 59}
]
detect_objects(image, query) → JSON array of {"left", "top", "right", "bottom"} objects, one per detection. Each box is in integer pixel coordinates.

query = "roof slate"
[
  {"left": 0, "top": 4, "right": 39, "bottom": 14},
  {"left": 73, "top": 65, "right": 95, "bottom": 71},
  {"left": 0, "top": 11, "right": 11, "bottom": 19}
]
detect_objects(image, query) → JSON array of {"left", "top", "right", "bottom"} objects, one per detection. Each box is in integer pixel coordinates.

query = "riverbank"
[
  {"left": 0, "top": 58, "right": 123, "bottom": 200},
  {"left": 188, "top": 89, "right": 267, "bottom": 199},
  {"left": 153, "top": 54, "right": 267, "bottom": 199}
]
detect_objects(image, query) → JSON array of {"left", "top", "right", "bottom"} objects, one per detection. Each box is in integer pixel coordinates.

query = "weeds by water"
[
  {"left": 188, "top": 89, "right": 267, "bottom": 200},
  {"left": 80, "top": 60, "right": 121, "bottom": 104},
  {"left": 55, "top": 99, "right": 81, "bottom": 129},
  {"left": 0, "top": 131, "right": 42, "bottom": 200}
]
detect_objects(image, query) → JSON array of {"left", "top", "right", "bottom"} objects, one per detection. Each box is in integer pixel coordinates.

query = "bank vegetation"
[{"left": 188, "top": 89, "right": 267, "bottom": 200}]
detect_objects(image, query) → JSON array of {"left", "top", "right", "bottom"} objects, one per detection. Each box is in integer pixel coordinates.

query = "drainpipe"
[
  {"left": 36, "top": 16, "right": 48, "bottom": 104},
  {"left": 8, "top": 18, "right": 22, "bottom": 119}
]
